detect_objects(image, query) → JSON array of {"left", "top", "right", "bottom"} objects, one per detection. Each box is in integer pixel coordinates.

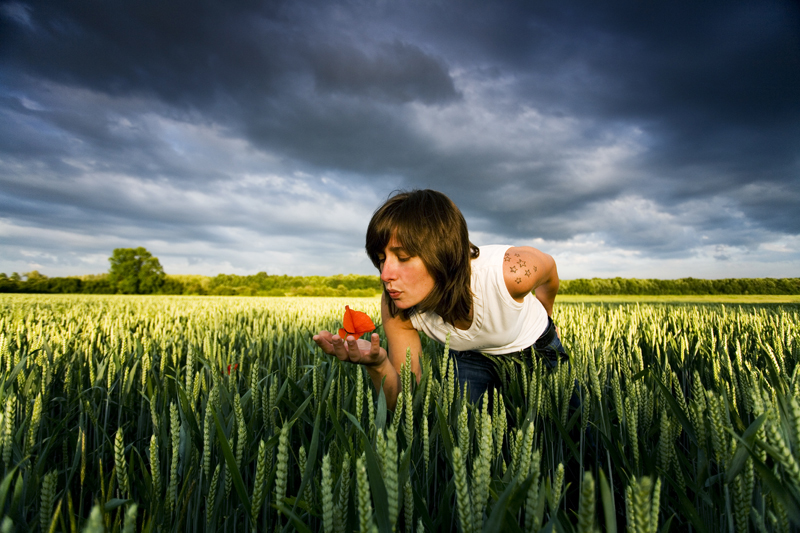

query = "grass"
[
  {"left": 559, "top": 294, "right": 800, "bottom": 304},
  {"left": 1, "top": 293, "right": 798, "bottom": 531}
]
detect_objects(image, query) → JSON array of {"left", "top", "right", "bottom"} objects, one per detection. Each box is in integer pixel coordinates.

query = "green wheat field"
[{"left": 0, "top": 294, "right": 798, "bottom": 532}]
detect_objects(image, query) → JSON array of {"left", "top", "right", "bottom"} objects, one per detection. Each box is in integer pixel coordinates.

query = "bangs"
[{"left": 365, "top": 192, "right": 432, "bottom": 268}]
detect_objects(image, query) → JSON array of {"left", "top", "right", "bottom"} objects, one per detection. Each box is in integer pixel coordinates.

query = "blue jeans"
[{"left": 449, "top": 317, "right": 567, "bottom": 405}]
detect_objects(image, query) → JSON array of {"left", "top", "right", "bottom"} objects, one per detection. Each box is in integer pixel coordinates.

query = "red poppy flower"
[
  {"left": 227, "top": 363, "right": 239, "bottom": 375},
  {"left": 338, "top": 305, "right": 376, "bottom": 340}
]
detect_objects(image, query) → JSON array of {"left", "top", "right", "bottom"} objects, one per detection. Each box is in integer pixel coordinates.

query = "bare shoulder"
[{"left": 502, "top": 246, "right": 556, "bottom": 301}]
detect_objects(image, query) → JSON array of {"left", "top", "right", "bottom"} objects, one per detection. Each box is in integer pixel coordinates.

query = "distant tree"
[
  {"left": 45, "top": 277, "right": 83, "bottom": 294},
  {"left": 24, "top": 270, "right": 47, "bottom": 281},
  {"left": 0, "top": 273, "right": 18, "bottom": 293},
  {"left": 108, "top": 247, "right": 165, "bottom": 294},
  {"left": 82, "top": 275, "right": 115, "bottom": 294},
  {"left": 159, "top": 277, "right": 186, "bottom": 295}
]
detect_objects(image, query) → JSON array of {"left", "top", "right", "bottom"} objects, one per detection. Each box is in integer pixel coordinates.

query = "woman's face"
[{"left": 378, "top": 235, "right": 435, "bottom": 309}]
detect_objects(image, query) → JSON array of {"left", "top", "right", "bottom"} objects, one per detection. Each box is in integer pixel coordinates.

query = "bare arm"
[
  {"left": 373, "top": 293, "right": 422, "bottom": 410},
  {"left": 502, "top": 246, "right": 560, "bottom": 316}
]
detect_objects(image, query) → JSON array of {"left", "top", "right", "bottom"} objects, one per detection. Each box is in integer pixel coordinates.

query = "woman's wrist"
[{"left": 364, "top": 352, "right": 392, "bottom": 375}]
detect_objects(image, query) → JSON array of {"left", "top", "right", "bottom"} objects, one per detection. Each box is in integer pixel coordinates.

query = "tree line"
[
  {"left": 1, "top": 247, "right": 797, "bottom": 296},
  {"left": 0, "top": 271, "right": 383, "bottom": 297},
  {"left": 558, "top": 277, "right": 800, "bottom": 295},
  {"left": 0, "top": 247, "right": 382, "bottom": 297}
]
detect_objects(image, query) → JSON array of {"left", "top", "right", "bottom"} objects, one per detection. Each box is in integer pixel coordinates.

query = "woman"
[{"left": 312, "top": 189, "right": 565, "bottom": 409}]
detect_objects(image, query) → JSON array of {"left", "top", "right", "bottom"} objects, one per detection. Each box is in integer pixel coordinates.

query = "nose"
[{"left": 380, "top": 258, "right": 396, "bottom": 282}]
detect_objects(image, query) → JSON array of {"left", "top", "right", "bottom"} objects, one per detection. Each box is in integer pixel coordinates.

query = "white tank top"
[{"left": 409, "top": 245, "right": 549, "bottom": 354}]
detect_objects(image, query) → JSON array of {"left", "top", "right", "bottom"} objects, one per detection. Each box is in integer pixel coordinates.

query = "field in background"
[
  {"left": 560, "top": 294, "right": 800, "bottom": 304},
  {"left": 0, "top": 294, "right": 798, "bottom": 532}
]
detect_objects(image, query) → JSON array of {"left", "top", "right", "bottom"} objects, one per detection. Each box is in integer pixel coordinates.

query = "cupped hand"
[{"left": 312, "top": 331, "right": 387, "bottom": 368}]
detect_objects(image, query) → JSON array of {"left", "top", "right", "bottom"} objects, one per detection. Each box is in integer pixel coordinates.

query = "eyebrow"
[{"left": 378, "top": 245, "right": 408, "bottom": 258}]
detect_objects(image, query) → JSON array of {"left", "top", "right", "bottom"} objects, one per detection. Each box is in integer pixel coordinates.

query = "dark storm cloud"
[
  {"left": 1, "top": 0, "right": 283, "bottom": 105},
  {"left": 0, "top": 0, "right": 463, "bottom": 183},
  {"left": 309, "top": 40, "right": 459, "bottom": 104},
  {"left": 0, "top": 0, "right": 458, "bottom": 108},
  {"left": 0, "top": 0, "right": 798, "bottom": 277}
]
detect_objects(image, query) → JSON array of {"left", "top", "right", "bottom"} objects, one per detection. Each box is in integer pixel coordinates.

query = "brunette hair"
[{"left": 365, "top": 189, "right": 479, "bottom": 323}]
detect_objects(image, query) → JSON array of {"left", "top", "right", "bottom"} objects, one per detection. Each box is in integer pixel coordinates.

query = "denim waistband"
[
  {"left": 533, "top": 316, "right": 557, "bottom": 348},
  {"left": 451, "top": 316, "right": 563, "bottom": 361},
  {"left": 514, "top": 316, "right": 563, "bottom": 360}
]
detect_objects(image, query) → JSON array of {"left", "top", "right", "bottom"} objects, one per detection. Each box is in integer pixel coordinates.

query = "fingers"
[
  {"left": 313, "top": 330, "right": 348, "bottom": 359},
  {"left": 329, "top": 333, "right": 359, "bottom": 362},
  {"left": 370, "top": 333, "right": 381, "bottom": 355},
  {"left": 312, "top": 331, "right": 334, "bottom": 354},
  {"left": 346, "top": 336, "right": 362, "bottom": 358},
  {"left": 314, "top": 331, "right": 383, "bottom": 366},
  {"left": 313, "top": 330, "right": 334, "bottom": 343},
  {"left": 335, "top": 334, "right": 363, "bottom": 364}
]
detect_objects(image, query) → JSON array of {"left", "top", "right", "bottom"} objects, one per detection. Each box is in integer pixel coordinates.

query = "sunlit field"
[
  {"left": 1, "top": 294, "right": 798, "bottom": 532},
  {"left": 559, "top": 294, "right": 800, "bottom": 305}
]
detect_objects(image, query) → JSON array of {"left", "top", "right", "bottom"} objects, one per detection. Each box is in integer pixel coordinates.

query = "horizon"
[
  {"left": 5, "top": 266, "right": 797, "bottom": 283},
  {"left": 2, "top": 0, "right": 799, "bottom": 279}
]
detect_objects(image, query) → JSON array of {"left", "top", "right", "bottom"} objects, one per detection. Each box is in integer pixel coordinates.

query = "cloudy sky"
[{"left": 1, "top": 0, "right": 798, "bottom": 280}]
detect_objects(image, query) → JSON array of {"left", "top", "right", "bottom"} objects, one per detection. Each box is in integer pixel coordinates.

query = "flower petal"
[{"left": 341, "top": 306, "right": 375, "bottom": 338}]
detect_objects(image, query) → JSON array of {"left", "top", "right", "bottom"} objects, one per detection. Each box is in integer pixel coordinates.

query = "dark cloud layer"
[{"left": 1, "top": 0, "right": 798, "bottom": 277}]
